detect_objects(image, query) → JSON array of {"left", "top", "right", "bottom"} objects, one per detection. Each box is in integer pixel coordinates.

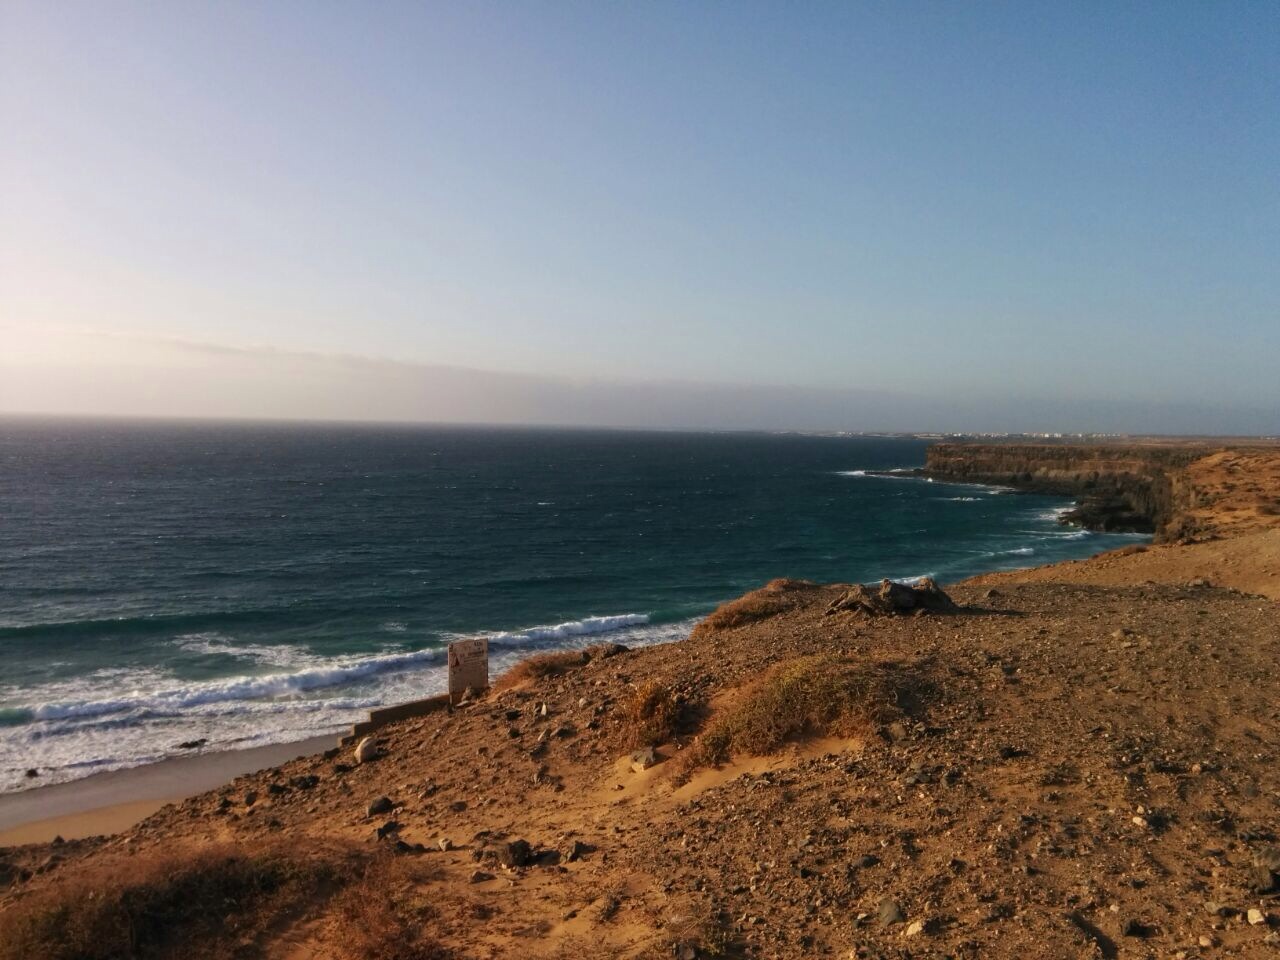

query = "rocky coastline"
[{"left": 3, "top": 440, "right": 1280, "bottom": 959}]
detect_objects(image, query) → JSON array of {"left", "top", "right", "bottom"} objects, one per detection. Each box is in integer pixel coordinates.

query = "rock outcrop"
[
  {"left": 924, "top": 443, "right": 1211, "bottom": 540},
  {"left": 826, "top": 577, "right": 958, "bottom": 617}
]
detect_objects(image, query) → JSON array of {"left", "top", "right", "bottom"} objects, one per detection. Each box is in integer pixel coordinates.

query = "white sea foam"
[
  {"left": 1, "top": 610, "right": 693, "bottom": 792},
  {"left": 936, "top": 496, "right": 983, "bottom": 502},
  {"left": 479, "top": 613, "right": 650, "bottom": 646},
  {"left": 176, "top": 633, "right": 321, "bottom": 669}
]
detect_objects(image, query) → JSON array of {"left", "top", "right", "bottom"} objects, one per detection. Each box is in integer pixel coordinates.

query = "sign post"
[{"left": 447, "top": 638, "right": 489, "bottom": 704}]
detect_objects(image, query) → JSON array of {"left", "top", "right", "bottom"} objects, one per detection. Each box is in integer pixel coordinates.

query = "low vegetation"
[
  {"left": 0, "top": 841, "right": 358, "bottom": 960},
  {"left": 618, "top": 678, "right": 680, "bottom": 748},
  {"left": 493, "top": 641, "right": 628, "bottom": 692},
  {"left": 679, "top": 655, "right": 915, "bottom": 772},
  {"left": 327, "top": 855, "right": 453, "bottom": 960},
  {"left": 692, "top": 578, "right": 817, "bottom": 635}
]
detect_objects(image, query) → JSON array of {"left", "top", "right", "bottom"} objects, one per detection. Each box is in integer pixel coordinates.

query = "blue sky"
[{"left": 2, "top": 1, "right": 1277, "bottom": 432}]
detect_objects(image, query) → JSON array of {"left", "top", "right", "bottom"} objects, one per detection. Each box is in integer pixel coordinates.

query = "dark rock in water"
[
  {"left": 367, "top": 795, "right": 394, "bottom": 816},
  {"left": 25, "top": 768, "right": 38, "bottom": 778},
  {"left": 177, "top": 738, "right": 207, "bottom": 750},
  {"left": 827, "top": 578, "right": 958, "bottom": 617}
]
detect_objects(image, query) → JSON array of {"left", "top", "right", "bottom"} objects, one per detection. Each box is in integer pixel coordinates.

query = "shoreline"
[
  {"left": 0, "top": 482, "right": 1122, "bottom": 846},
  {"left": 0, "top": 734, "right": 337, "bottom": 846}
]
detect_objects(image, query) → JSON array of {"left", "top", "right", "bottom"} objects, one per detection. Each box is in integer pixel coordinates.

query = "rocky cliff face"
[{"left": 924, "top": 443, "right": 1211, "bottom": 540}]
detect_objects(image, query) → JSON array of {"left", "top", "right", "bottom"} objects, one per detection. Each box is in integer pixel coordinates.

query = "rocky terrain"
[{"left": 3, "top": 443, "right": 1280, "bottom": 960}]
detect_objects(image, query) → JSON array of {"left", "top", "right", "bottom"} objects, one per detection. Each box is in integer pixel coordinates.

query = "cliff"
[{"left": 924, "top": 442, "right": 1212, "bottom": 540}]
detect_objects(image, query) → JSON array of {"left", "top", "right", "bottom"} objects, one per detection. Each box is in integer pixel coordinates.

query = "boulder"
[
  {"left": 630, "top": 746, "right": 658, "bottom": 772},
  {"left": 354, "top": 736, "right": 379, "bottom": 764},
  {"left": 828, "top": 578, "right": 958, "bottom": 617},
  {"left": 367, "top": 795, "right": 394, "bottom": 816}
]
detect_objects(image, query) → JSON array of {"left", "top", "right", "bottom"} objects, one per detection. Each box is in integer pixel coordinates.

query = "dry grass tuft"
[
  {"left": 328, "top": 854, "right": 453, "bottom": 960},
  {"left": 618, "top": 679, "right": 679, "bottom": 749},
  {"left": 678, "top": 655, "right": 914, "bottom": 773},
  {"left": 492, "top": 642, "right": 629, "bottom": 692},
  {"left": 0, "top": 841, "right": 360, "bottom": 960},
  {"left": 693, "top": 578, "right": 818, "bottom": 635},
  {"left": 493, "top": 650, "right": 590, "bottom": 691}
]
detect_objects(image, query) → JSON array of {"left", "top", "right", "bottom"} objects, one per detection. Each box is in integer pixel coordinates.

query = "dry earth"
[{"left": 4, "top": 445, "right": 1280, "bottom": 959}]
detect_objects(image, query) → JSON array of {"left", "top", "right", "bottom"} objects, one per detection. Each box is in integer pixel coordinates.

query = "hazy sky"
[{"left": 2, "top": 2, "right": 1277, "bottom": 433}]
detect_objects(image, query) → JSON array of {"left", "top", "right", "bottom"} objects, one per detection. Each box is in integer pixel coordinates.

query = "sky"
[{"left": 2, "top": 1, "right": 1277, "bottom": 434}]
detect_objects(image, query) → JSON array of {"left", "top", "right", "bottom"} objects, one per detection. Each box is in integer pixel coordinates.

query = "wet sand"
[{"left": 0, "top": 734, "right": 338, "bottom": 845}]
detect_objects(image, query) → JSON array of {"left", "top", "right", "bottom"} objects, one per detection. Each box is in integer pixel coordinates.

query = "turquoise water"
[{"left": 0, "top": 419, "right": 1146, "bottom": 790}]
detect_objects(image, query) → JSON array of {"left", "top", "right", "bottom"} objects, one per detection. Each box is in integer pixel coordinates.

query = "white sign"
[{"left": 447, "top": 638, "right": 489, "bottom": 702}]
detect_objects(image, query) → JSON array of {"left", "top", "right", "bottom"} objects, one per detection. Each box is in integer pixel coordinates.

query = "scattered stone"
[
  {"left": 1248, "top": 908, "right": 1267, "bottom": 926},
  {"left": 367, "top": 795, "right": 394, "bottom": 816},
  {"left": 565, "top": 839, "right": 589, "bottom": 862},
  {"left": 1250, "top": 847, "right": 1280, "bottom": 892},
  {"left": 905, "top": 919, "right": 925, "bottom": 936},
  {"left": 438, "top": 837, "right": 453, "bottom": 852},
  {"left": 244, "top": 790, "right": 258, "bottom": 806},
  {"left": 630, "top": 747, "right": 658, "bottom": 772},
  {"left": 470, "top": 870, "right": 494, "bottom": 883},
  {"left": 878, "top": 897, "right": 905, "bottom": 925},
  {"left": 673, "top": 943, "right": 697, "bottom": 960},
  {"left": 494, "top": 838, "right": 532, "bottom": 867},
  {"left": 354, "top": 736, "right": 379, "bottom": 764}
]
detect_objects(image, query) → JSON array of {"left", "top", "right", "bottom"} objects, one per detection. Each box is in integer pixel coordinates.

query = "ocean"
[{"left": 0, "top": 419, "right": 1147, "bottom": 792}]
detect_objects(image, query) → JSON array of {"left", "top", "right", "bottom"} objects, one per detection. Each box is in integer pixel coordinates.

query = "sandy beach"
[{"left": 0, "top": 734, "right": 338, "bottom": 845}]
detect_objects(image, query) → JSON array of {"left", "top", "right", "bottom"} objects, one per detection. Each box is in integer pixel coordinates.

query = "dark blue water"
[{"left": 0, "top": 418, "right": 1145, "bottom": 790}]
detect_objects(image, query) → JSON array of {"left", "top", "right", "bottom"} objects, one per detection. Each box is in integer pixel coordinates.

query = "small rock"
[
  {"left": 1199, "top": 935, "right": 1216, "bottom": 948},
  {"left": 367, "top": 795, "right": 394, "bottom": 816},
  {"left": 438, "top": 837, "right": 453, "bottom": 852},
  {"left": 905, "top": 919, "right": 925, "bottom": 936},
  {"left": 878, "top": 897, "right": 905, "bottom": 925},
  {"left": 565, "top": 839, "right": 589, "bottom": 862},
  {"left": 1248, "top": 908, "right": 1267, "bottom": 926},
  {"left": 354, "top": 736, "right": 379, "bottom": 764},
  {"left": 497, "top": 838, "right": 533, "bottom": 867},
  {"left": 630, "top": 747, "right": 658, "bottom": 772},
  {"left": 244, "top": 790, "right": 258, "bottom": 806},
  {"left": 673, "top": 944, "right": 697, "bottom": 960},
  {"left": 469, "top": 870, "right": 494, "bottom": 883}
]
